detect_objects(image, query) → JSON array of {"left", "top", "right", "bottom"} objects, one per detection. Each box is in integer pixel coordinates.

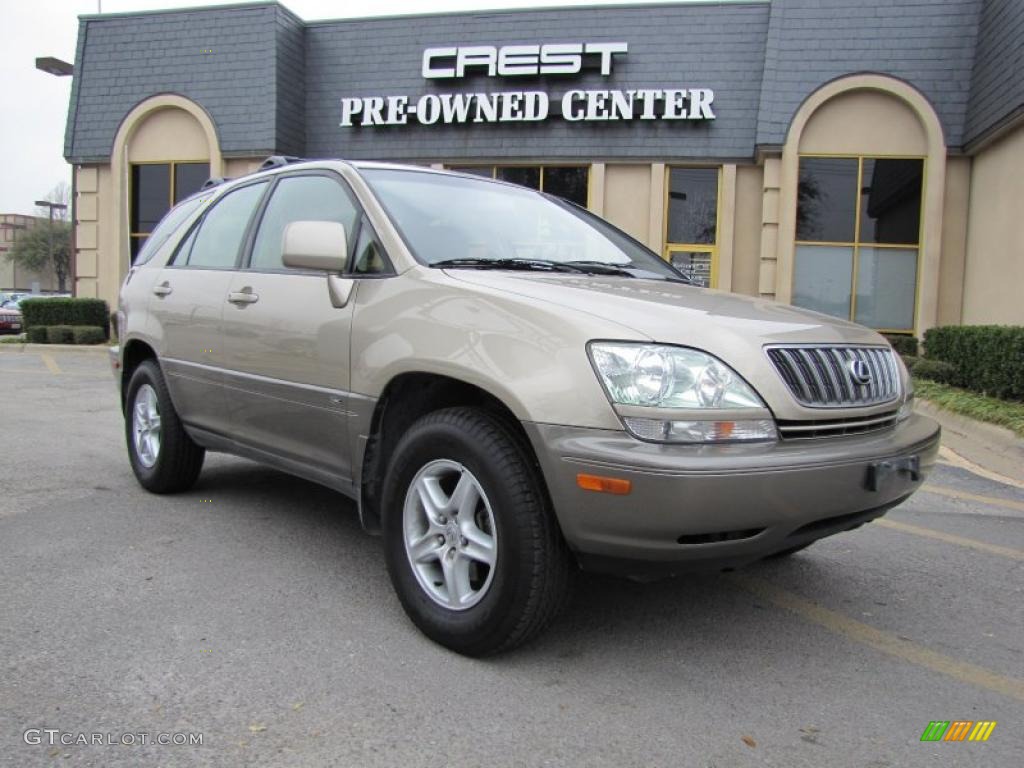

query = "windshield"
[{"left": 360, "top": 168, "right": 685, "bottom": 281}]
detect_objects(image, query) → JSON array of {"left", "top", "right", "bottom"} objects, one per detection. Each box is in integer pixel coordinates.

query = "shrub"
[
  {"left": 884, "top": 334, "right": 919, "bottom": 356},
  {"left": 46, "top": 325, "right": 75, "bottom": 344},
  {"left": 20, "top": 297, "right": 109, "bottom": 338},
  {"left": 900, "top": 354, "right": 920, "bottom": 373},
  {"left": 72, "top": 326, "right": 106, "bottom": 345},
  {"left": 912, "top": 358, "right": 956, "bottom": 385},
  {"left": 26, "top": 326, "right": 48, "bottom": 343},
  {"left": 923, "top": 325, "right": 1024, "bottom": 400}
]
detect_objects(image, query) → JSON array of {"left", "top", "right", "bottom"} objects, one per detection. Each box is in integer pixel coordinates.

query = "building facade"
[
  {"left": 0, "top": 214, "right": 60, "bottom": 293},
  {"left": 63, "top": 0, "right": 1024, "bottom": 334}
]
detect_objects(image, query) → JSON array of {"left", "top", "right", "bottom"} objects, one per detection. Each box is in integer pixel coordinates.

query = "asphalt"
[{"left": 1, "top": 348, "right": 1022, "bottom": 768}]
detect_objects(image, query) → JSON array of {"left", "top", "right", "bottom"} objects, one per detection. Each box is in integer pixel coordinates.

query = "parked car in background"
[
  {"left": 0, "top": 306, "right": 22, "bottom": 334},
  {"left": 112, "top": 159, "right": 941, "bottom": 656}
]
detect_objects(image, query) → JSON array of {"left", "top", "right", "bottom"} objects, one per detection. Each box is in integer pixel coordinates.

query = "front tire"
[
  {"left": 125, "top": 360, "right": 205, "bottom": 493},
  {"left": 382, "top": 407, "right": 573, "bottom": 656}
]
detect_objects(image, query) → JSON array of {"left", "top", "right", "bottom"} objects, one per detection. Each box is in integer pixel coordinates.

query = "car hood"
[
  {"left": 443, "top": 270, "right": 895, "bottom": 419},
  {"left": 443, "top": 271, "right": 883, "bottom": 347}
]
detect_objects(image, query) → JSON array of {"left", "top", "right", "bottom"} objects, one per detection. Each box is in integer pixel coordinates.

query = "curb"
[
  {"left": 916, "top": 399, "right": 1024, "bottom": 485},
  {"left": 0, "top": 342, "right": 113, "bottom": 353}
]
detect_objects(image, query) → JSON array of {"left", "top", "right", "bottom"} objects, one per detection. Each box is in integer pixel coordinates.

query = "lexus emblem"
[{"left": 847, "top": 359, "right": 872, "bottom": 386}]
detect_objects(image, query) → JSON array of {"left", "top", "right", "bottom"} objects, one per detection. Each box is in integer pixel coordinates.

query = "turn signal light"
[{"left": 576, "top": 473, "right": 632, "bottom": 495}]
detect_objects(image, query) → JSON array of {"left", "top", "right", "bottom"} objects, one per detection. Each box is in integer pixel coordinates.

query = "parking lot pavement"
[{"left": 2, "top": 349, "right": 1022, "bottom": 767}]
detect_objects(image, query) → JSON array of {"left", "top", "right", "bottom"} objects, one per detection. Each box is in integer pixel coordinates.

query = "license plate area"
[{"left": 866, "top": 455, "right": 921, "bottom": 492}]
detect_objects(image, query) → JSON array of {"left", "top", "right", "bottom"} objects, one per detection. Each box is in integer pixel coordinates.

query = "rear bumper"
[{"left": 524, "top": 414, "right": 940, "bottom": 576}]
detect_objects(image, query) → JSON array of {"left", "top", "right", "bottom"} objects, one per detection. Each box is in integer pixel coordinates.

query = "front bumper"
[{"left": 524, "top": 413, "right": 940, "bottom": 576}]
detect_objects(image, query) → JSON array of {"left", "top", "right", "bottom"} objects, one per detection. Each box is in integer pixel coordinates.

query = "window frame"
[
  {"left": 443, "top": 164, "right": 591, "bottom": 208},
  {"left": 129, "top": 159, "right": 210, "bottom": 260},
  {"left": 662, "top": 165, "right": 722, "bottom": 288},
  {"left": 168, "top": 179, "right": 271, "bottom": 270},
  {"left": 794, "top": 152, "right": 926, "bottom": 333},
  {"left": 239, "top": 169, "right": 395, "bottom": 279}
]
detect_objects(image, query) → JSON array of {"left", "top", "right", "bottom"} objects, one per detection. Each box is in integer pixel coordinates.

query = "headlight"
[{"left": 588, "top": 342, "right": 776, "bottom": 443}]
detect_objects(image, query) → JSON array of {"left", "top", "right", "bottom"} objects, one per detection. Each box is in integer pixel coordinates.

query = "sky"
[{"left": 0, "top": 0, "right": 726, "bottom": 216}]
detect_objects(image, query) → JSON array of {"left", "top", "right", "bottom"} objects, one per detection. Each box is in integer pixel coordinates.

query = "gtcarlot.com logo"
[
  {"left": 24, "top": 729, "right": 203, "bottom": 747},
  {"left": 920, "top": 721, "right": 997, "bottom": 742}
]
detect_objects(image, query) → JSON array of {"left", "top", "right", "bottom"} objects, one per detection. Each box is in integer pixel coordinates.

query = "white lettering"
[
  {"left": 500, "top": 92, "right": 524, "bottom": 121},
  {"left": 363, "top": 96, "right": 385, "bottom": 126},
  {"left": 522, "top": 91, "right": 549, "bottom": 121},
  {"left": 539, "top": 43, "right": 584, "bottom": 74},
  {"left": 422, "top": 47, "right": 457, "bottom": 78},
  {"left": 498, "top": 45, "right": 539, "bottom": 76},
  {"left": 439, "top": 93, "right": 473, "bottom": 123},
  {"left": 689, "top": 88, "right": 715, "bottom": 119},
  {"left": 562, "top": 90, "right": 586, "bottom": 121},
  {"left": 585, "top": 90, "right": 609, "bottom": 120},
  {"left": 663, "top": 89, "right": 688, "bottom": 120},
  {"left": 456, "top": 46, "right": 497, "bottom": 77},
  {"left": 609, "top": 89, "right": 634, "bottom": 120},
  {"left": 635, "top": 89, "right": 663, "bottom": 120},
  {"left": 385, "top": 95, "right": 408, "bottom": 125},
  {"left": 417, "top": 94, "right": 442, "bottom": 124},
  {"left": 584, "top": 42, "right": 628, "bottom": 76},
  {"left": 340, "top": 97, "right": 363, "bottom": 127},
  {"left": 474, "top": 93, "right": 500, "bottom": 122}
]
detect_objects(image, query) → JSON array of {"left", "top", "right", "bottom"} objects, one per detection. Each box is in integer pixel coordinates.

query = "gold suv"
[{"left": 113, "top": 159, "right": 940, "bottom": 655}]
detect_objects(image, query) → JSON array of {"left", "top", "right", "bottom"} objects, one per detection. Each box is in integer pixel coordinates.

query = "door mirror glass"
[{"left": 282, "top": 221, "right": 348, "bottom": 272}]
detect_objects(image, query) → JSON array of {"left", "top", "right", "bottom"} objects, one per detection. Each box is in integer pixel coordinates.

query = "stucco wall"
[{"left": 961, "top": 125, "right": 1024, "bottom": 324}]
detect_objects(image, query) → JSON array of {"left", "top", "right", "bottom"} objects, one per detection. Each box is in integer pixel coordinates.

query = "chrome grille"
[
  {"left": 776, "top": 411, "right": 898, "bottom": 440},
  {"left": 766, "top": 345, "right": 900, "bottom": 407}
]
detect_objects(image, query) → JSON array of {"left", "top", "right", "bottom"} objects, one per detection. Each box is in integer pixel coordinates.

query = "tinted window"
[
  {"left": 497, "top": 166, "right": 540, "bottom": 190},
  {"left": 667, "top": 168, "right": 718, "bottom": 245},
  {"left": 250, "top": 176, "right": 358, "bottom": 271},
  {"left": 796, "top": 158, "right": 858, "bottom": 242},
  {"left": 131, "top": 164, "right": 170, "bottom": 234},
  {"left": 859, "top": 159, "right": 922, "bottom": 244},
  {"left": 174, "top": 163, "right": 210, "bottom": 204},
  {"left": 543, "top": 167, "right": 588, "bottom": 207},
  {"left": 186, "top": 182, "right": 267, "bottom": 269},
  {"left": 134, "top": 196, "right": 207, "bottom": 266}
]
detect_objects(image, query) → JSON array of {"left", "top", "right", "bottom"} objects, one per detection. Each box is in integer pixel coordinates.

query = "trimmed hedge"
[
  {"left": 72, "top": 326, "right": 106, "bottom": 345},
  {"left": 912, "top": 358, "right": 956, "bottom": 385},
  {"left": 26, "top": 326, "right": 47, "bottom": 343},
  {"left": 884, "top": 334, "right": 919, "bottom": 356},
  {"left": 20, "top": 298, "right": 109, "bottom": 338},
  {"left": 46, "top": 325, "right": 75, "bottom": 344},
  {"left": 923, "top": 325, "right": 1024, "bottom": 400}
]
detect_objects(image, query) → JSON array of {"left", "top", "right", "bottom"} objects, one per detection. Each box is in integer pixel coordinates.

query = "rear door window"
[{"left": 182, "top": 182, "right": 268, "bottom": 268}]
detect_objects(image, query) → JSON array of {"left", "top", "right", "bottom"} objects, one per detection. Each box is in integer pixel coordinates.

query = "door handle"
[
  {"left": 227, "top": 289, "right": 259, "bottom": 305},
  {"left": 152, "top": 282, "right": 172, "bottom": 297}
]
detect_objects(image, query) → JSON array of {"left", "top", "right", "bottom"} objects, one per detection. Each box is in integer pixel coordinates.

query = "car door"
[
  {"left": 149, "top": 181, "right": 269, "bottom": 437},
  {"left": 220, "top": 173, "right": 361, "bottom": 482}
]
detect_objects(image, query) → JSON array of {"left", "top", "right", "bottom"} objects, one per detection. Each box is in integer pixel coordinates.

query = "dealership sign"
[{"left": 339, "top": 42, "right": 715, "bottom": 127}]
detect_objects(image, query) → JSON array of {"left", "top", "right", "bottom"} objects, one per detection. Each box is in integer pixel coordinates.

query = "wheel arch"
[
  {"left": 119, "top": 338, "right": 158, "bottom": 410},
  {"left": 357, "top": 371, "right": 549, "bottom": 535}
]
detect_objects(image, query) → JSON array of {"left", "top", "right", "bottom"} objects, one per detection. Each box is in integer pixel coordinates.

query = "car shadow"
[{"left": 185, "top": 456, "right": 818, "bottom": 664}]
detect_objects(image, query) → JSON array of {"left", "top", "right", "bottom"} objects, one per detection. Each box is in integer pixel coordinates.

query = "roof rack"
[
  {"left": 201, "top": 177, "right": 229, "bottom": 190},
  {"left": 259, "top": 155, "right": 303, "bottom": 171}
]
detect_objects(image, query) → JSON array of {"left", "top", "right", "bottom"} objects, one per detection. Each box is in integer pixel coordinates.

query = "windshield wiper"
[{"left": 431, "top": 258, "right": 593, "bottom": 273}]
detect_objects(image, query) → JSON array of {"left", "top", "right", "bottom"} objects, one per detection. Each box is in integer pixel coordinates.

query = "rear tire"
[
  {"left": 125, "top": 360, "right": 205, "bottom": 493},
  {"left": 382, "top": 407, "right": 573, "bottom": 656}
]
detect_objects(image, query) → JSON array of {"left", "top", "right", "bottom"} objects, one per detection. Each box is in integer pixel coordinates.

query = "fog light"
[{"left": 624, "top": 417, "right": 777, "bottom": 444}]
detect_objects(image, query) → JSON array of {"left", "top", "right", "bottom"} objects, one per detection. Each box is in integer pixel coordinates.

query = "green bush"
[
  {"left": 20, "top": 297, "right": 109, "bottom": 338},
  {"left": 901, "top": 354, "right": 920, "bottom": 372},
  {"left": 26, "top": 326, "right": 48, "bottom": 343},
  {"left": 912, "top": 358, "right": 956, "bottom": 385},
  {"left": 46, "top": 325, "right": 75, "bottom": 344},
  {"left": 884, "top": 334, "right": 919, "bottom": 356},
  {"left": 72, "top": 326, "right": 106, "bottom": 345},
  {"left": 923, "top": 325, "right": 1024, "bottom": 399}
]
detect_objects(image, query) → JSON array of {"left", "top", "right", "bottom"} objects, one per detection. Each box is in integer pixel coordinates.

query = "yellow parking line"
[
  {"left": 730, "top": 575, "right": 1024, "bottom": 702},
  {"left": 39, "top": 352, "right": 61, "bottom": 375},
  {"left": 875, "top": 518, "right": 1024, "bottom": 560},
  {"left": 922, "top": 485, "right": 1024, "bottom": 514}
]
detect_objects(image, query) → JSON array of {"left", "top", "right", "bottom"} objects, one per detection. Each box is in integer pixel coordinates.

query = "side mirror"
[{"left": 282, "top": 220, "right": 348, "bottom": 272}]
